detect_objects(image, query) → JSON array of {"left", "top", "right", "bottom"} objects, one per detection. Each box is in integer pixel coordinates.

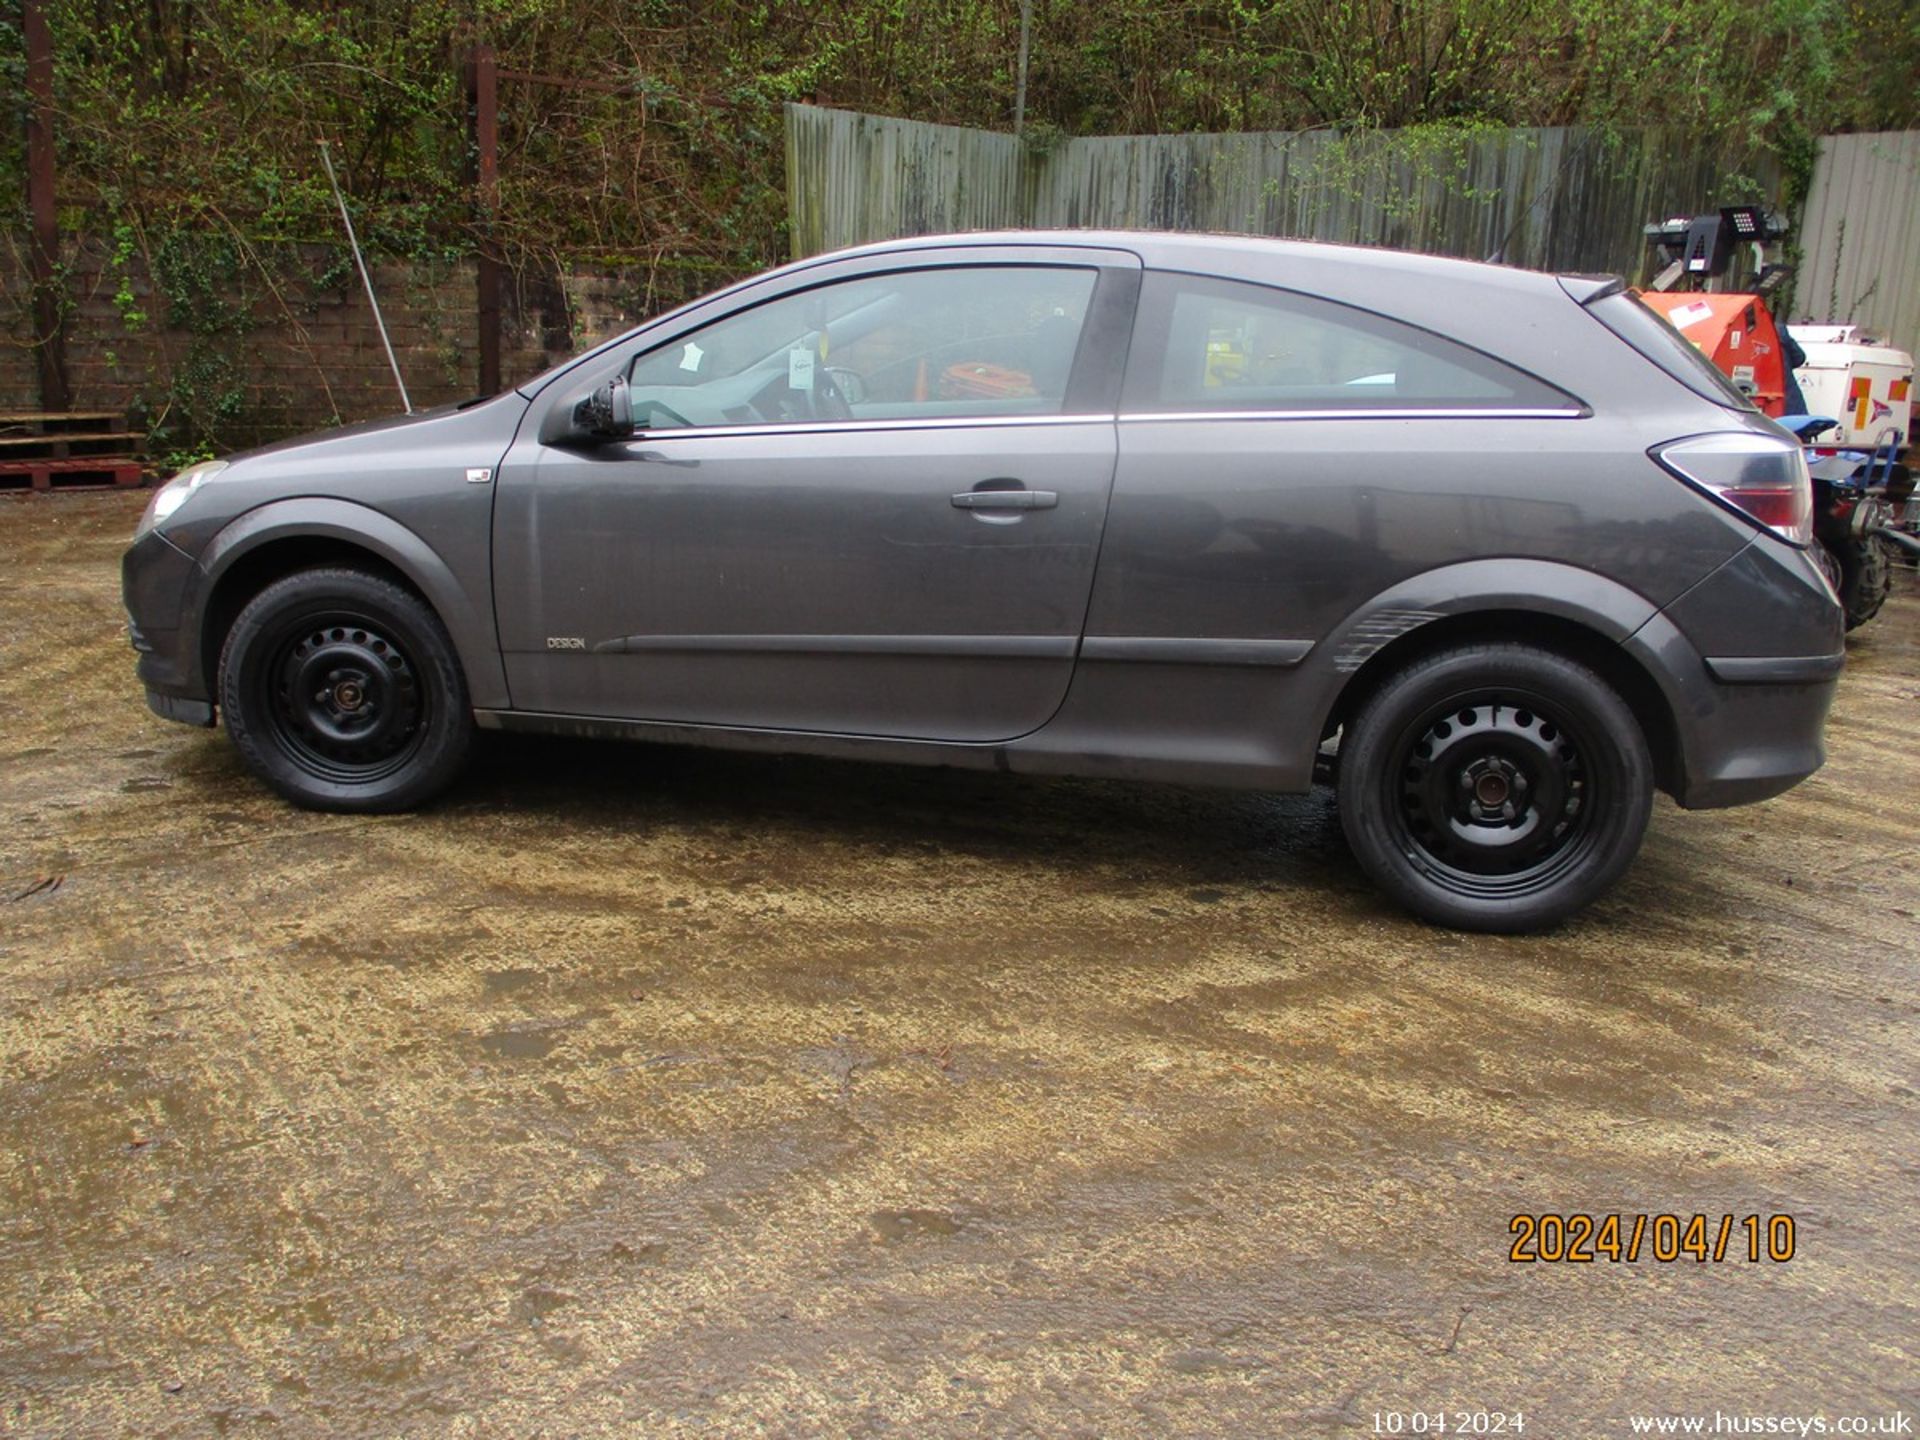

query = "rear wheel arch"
[{"left": 1321, "top": 608, "right": 1683, "bottom": 798}]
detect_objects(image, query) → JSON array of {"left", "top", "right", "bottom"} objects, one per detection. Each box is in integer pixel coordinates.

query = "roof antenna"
[
  {"left": 317, "top": 138, "right": 412, "bottom": 413},
  {"left": 1484, "top": 128, "right": 1599, "bottom": 268}
]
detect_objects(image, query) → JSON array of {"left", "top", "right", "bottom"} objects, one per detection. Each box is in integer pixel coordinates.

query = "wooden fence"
[{"left": 786, "top": 104, "right": 1779, "bottom": 280}]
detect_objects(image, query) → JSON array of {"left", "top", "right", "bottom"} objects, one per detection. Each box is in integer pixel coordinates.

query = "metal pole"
[
  {"left": 317, "top": 139, "right": 411, "bottom": 413},
  {"left": 1014, "top": 0, "right": 1033, "bottom": 137},
  {"left": 24, "top": 0, "right": 71, "bottom": 413},
  {"left": 472, "top": 42, "right": 503, "bottom": 397}
]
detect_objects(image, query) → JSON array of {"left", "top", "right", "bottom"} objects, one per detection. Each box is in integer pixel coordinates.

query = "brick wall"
[{"left": 0, "top": 226, "right": 729, "bottom": 460}]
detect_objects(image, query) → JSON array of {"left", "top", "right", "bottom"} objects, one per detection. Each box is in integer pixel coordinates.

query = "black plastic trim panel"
[{"left": 1703, "top": 653, "right": 1846, "bottom": 685}]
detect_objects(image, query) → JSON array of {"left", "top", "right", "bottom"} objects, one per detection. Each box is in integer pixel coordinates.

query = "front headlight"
[{"left": 134, "top": 460, "right": 229, "bottom": 540}]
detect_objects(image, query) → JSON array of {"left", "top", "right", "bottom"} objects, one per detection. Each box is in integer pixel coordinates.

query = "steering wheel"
[
  {"left": 812, "top": 367, "right": 855, "bottom": 422},
  {"left": 825, "top": 366, "right": 869, "bottom": 406}
]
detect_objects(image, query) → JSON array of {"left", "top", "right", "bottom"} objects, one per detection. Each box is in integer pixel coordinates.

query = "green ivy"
[{"left": 0, "top": 0, "right": 1912, "bottom": 452}]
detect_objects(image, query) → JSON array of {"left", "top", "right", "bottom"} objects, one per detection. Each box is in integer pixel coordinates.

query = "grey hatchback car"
[{"left": 123, "top": 231, "right": 1842, "bottom": 931}]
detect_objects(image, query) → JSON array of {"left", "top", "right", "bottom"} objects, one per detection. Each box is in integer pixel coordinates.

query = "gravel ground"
[{"left": 2, "top": 491, "right": 1915, "bottom": 1438}]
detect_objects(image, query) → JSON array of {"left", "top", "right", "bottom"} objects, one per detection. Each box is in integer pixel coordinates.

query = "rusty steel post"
[
  {"left": 472, "top": 41, "right": 503, "bottom": 397},
  {"left": 24, "top": 0, "right": 71, "bottom": 413},
  {"left": 1014, "top": 0, "right": 1033, "bottom": 137}
]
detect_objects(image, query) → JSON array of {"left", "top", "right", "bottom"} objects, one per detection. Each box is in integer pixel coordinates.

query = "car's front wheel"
[
  {"left": 218, "top": 567, "right": 472, "bottom": 812},
  {"left": 1338, "top": 642, "right": 1653, "bottom": 932}
]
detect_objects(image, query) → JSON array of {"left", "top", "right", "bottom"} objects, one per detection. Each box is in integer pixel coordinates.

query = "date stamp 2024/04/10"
[{"left": 1509, "top": 1213, "right": 1797, "bottom": 1264}]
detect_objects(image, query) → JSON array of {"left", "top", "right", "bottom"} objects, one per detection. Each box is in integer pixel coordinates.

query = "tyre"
[
  {"left": 1338, "top": 643, "right": 1653, "bottom": 933},
  {"left": 217, "top": 567, "right": 472, "bottom": 812},
  {"left": 1834, "top": 537, "right": 1891, "bottom": 630},
  {"left": 1814, "top": 540, "right": 1846, "bottom": 596}
]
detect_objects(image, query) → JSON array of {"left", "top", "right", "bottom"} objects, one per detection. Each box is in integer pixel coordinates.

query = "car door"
[{"left": 492, "top": 246, "right": 1140, "bottom": 742}]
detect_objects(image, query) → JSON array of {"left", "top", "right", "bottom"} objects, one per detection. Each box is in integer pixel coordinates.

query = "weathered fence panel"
[
  {"left": 787, "top": 108, "right": 1025, "bottom": 261},
  {"left": 1796, "top": 131, "right": 1920, "bottom": 359},
  {"left": 787, "top": 104, "right": 1778, "bottom": 281}
]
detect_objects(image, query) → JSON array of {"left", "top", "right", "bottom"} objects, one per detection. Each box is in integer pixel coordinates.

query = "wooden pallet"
[
  {"left": 0, "top": 409, "right": 121, "bottom": 427},
  {"left": 0, "top": 455, "right": 146, "bottom": 491},
  {"left": 0, "top": 411, "right": 147, "bottom": 491}
]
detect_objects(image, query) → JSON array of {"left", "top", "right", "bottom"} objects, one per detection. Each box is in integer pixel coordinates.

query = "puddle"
[
  {"left": 870, "top": 1208, "right": 961, "bottom": 1241},
  {"left": 479, "top": 1029, "right": 559, "bottom": 1060},
  {"left": 484, "top": 968, "right": 542, "bottom": 995}
]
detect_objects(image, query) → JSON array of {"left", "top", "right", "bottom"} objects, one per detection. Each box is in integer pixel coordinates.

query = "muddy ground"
[{"left": 1, "top": 491, "right": 1915, "bottom": 1438}]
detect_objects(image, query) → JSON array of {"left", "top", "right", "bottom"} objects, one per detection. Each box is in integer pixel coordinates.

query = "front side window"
[
  {"left": 626, "top": 265, "right": 1098, "bottom": 430},
  {"left": 1127, "top": 272, "right": 1575, "bottom": 414}
]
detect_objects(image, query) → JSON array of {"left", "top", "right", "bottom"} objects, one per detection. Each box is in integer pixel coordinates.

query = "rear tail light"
[{"left": 1651, "top": 433, "right": 1813, "bottom": 547}]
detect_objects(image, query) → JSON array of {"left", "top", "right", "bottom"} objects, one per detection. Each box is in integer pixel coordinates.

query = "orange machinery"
[{"left": 1638, "top": 291, "right": 1790, "bottom": 417}]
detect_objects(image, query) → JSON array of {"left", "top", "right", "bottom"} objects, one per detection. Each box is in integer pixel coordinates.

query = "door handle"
[{"left": 950, "top": 489, "right": 1058, "bottom": 511}]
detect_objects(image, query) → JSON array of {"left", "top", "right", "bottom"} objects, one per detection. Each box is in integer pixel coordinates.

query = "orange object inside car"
[
  {"left": 1638, "top": 292, "right": 1789, "bottom": 416},
  {"left": 939, "top": 362, "right": 1036, "bottom": 400}
]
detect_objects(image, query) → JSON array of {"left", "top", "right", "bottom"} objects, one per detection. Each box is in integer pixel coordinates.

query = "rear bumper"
[
  {"left": 1627, "top": 614, "right": 1838, "bottom": 809},
  {"left": 1674, "top": 672, "right": 1837, "bottom": 808},
  {"left": 1703, "top": 652, "right": 1846, "bottom": 685},
  {"left": 1635, "top": 533, "right": 1846, "bottom": 809}
]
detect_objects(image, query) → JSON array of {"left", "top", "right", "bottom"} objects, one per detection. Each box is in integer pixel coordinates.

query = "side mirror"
[{"left": 570, "top": 374, "right": 635, "bottom": 441}]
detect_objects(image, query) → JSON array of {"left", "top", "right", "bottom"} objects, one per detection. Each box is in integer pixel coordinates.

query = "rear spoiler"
[{"left": 1558, "top": 274, "right": 1628, "bottom": 305}]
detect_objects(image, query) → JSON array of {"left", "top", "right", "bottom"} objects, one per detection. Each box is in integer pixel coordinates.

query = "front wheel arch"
[
  {"left": 189, "top": 499, "right": 510, "bottom": 710},
  {"left": 201, "top": 537, "right": 424, "bottom": 702}
]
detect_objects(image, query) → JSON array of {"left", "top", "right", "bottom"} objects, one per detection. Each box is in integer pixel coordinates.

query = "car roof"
[{"left": 812, "top": 228, "right": 1578, "bottom": 300}]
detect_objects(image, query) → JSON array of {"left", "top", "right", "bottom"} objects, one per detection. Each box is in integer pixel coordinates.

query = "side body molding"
[{"left": 190, "top": 498, "right": 510, "bottom": 709}]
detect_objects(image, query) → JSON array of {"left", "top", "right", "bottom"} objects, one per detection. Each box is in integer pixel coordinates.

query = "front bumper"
[
  {"left": 123, "top": 528, "right": 213, "bottom": 724},
  {"left": 146, "top": 689, "right": 215, "bottom": 727}
]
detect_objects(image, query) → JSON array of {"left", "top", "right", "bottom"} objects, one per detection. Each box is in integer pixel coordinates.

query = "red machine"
[
  {"left": 1638, "top": 204, "right": 1915, "bottom": 631},
  {"left": 1638, "top": 291, "right": 1790, "bottom": 416}
]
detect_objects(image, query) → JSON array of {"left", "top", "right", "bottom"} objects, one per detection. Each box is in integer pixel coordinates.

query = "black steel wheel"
[
  {"left": 1339, "top": 642, "right": 1653, "bottom": 932},
  {"left": 218, "top": 568, "right": 472, "bottom": 812}
]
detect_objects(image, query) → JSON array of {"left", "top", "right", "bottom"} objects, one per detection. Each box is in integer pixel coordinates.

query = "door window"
[
  {"left": 626, "top": 265, "right": 1098, "bottom": 429},
  {"left": 1126, "top": 272, "right": 1575, "bottom": 413}
]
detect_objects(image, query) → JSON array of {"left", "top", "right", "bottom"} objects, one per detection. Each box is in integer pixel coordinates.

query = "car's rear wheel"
[
  {"left": 218, "top": 567, "right": 471, "bottom": 812},
  {"left": 1338, "top": 642, "right": 1652, "bottom": 932}
]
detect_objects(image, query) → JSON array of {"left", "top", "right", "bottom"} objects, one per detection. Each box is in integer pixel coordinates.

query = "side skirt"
[{"left": 471, "top": 707, "right": 1308, "bottom": 793}]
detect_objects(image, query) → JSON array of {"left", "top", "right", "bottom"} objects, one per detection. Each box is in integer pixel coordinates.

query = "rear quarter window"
[
  {"left": 1585, "top": 291, "right": 1758, "bottom": 411},
  {"left": 1123, "top": 271, "right": 1580, "bottom": 414}
]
